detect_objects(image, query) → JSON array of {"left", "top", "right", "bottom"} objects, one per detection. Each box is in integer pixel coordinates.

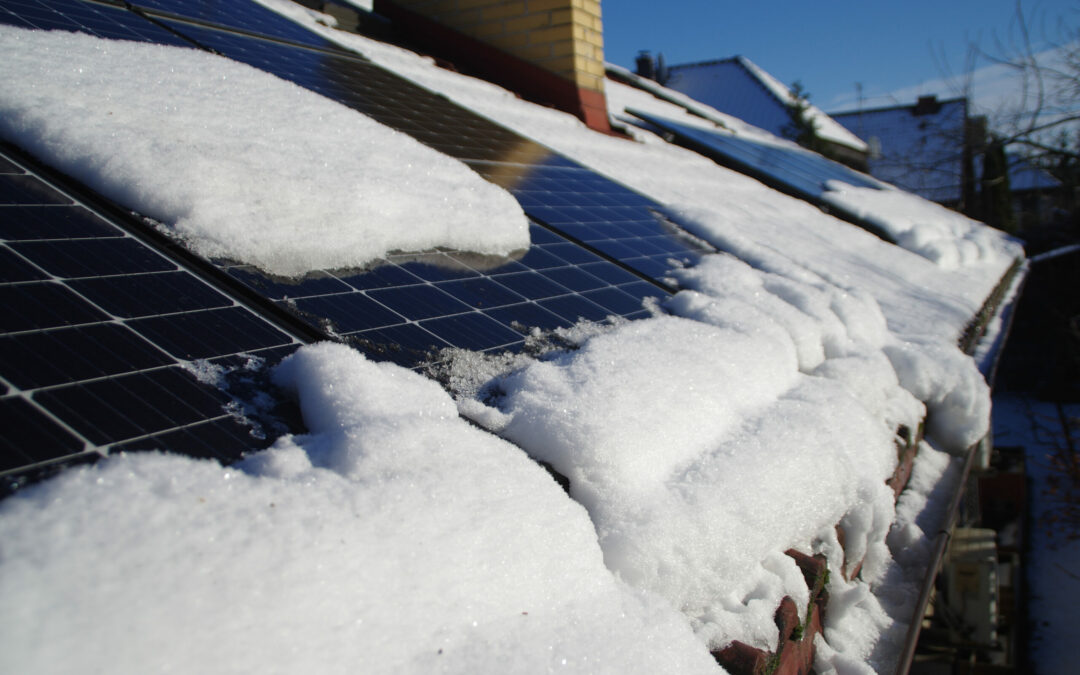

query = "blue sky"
[{"left": 603, "top": 0, "right": 1078, "bottom": 112}]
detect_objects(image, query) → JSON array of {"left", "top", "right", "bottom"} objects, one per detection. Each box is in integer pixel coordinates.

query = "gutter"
[
  {"left": 893, "top": 436, "right": 982, "bottom": 675},
  {"left": 893, "top": 252, "right": 1029, "bottom": 673}
]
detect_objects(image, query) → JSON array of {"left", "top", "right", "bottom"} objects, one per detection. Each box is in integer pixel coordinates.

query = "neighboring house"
[
  {"left": 832, "top": 96, "right": 976, "bottom": 209},
  {"left": 644, "top": 54, "right": 870, "bottom": 169},
  {"left": 1006, "top": 154, "right": 1064, "bottom": 227},
  {"left": 833, "top": 96, "right": 1066, "bottom": 228},
  {"left": 0, "top": 2, "right": 1026, "bottom": 674}
]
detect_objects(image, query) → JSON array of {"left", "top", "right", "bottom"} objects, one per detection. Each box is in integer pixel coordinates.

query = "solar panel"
[
  {"left": 0, "top": 0, "right": 194, "bottom": 45},
  {"left": 217, "top": 222, "right": 669, "bottom": 365},
  {"left": 627, "top": 108, "right": 881, "bottom": 198},
  {"left": 0, "top": 149, "right": 305, "bottom": 488},
  {"left": 127, "top": 0, "right": 337, "bottom": 50},
  {"left": 148, "top": 15, "right": 713, "bottom": 280},
  {"left": 0, "top": 0, "right": 702, "bottom": 372}
]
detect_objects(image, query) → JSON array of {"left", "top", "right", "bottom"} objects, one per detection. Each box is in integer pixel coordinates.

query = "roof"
[
  {"left": 664, "top": 56, "right": 870, "bottom": 153},
  {"left": 1007, "top": 155, "right": 1062, "bottom": 192},
  {"left": 832, "top": 97, "right": 970, "bottom": 203},
  {"left": 0, "top": 1, "right": 1024, "bottom": 674}
]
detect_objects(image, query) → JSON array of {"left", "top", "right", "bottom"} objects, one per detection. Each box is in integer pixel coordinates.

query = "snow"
[
  {"left": 0, "top": 7, "right": 1022, "bottom": 673},
  {"left": 993, "top": 395, "right": 1080, "bottom": 675},
  {"left": 455, "top": 255, "right": 990, "bottom": 652},
  {"left": 461, "top": 314, "right": 906, "bottom": 651},
  {"left": 0, "top": 26, "right": 529, "bottom": 277},
  {"left": 261, "top": 11, "right": 1019, "bottom": 348},
  {"left": 0, "top": 343, "right": 720, "bottom": 675},
  {"left": 822, "top": 181, "right": 1022, "bottom": 271}
]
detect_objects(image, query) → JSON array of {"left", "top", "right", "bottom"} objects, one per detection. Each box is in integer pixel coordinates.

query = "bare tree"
[{"left": 976, "top": 1, "right": 1080, "bottom": 163}]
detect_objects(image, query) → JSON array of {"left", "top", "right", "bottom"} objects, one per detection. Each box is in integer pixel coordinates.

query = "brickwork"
[{"left": 386, "top": 0, "right": 606, "bottom": 93}]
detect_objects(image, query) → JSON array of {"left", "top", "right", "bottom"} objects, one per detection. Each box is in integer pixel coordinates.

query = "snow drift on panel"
[
  {"left": 0, "top": 343, "right": 719, "bottom": 675},
  {"left": 0, "top": 27, "right": 529, "bottom": 277}
]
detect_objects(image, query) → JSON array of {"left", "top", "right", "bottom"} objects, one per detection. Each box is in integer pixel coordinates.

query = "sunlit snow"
[
  {"left": 0, "top": 7, "right": 1020, "bottom": 673},
  {"left": 0, "top": 26, "right": 529, "bottom": 277},
  {"left": 0, "top": 344, "right": 720, "bottom": 674}
]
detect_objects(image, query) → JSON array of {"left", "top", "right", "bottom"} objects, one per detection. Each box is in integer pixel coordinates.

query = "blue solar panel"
[
  {"left": 152, "top": 16, "right": 712, "bottom": 280},
  {"left": 0, "top": 150, "right": 305, "bottom": 486},
  {"left": 0, "top": 0, "right": 194, "bottom": 45},
  {"left": 627, "top": 109, "right": 881, "bottom": 197},
  {"left": 0, "top": 0, "right": 717, "bottom": 483},
  {"left": 128, "top": 0, "right": 337, "bottom": 49}
]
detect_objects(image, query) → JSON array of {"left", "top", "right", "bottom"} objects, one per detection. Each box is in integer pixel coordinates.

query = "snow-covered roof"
[
  {"left": 832, "top": 97, "right": 971, "bottom": 204},
  {"left": 664, "top": 56, "right": 870, "bottom": 153},
  {"left": 0, "top": 2, "right": 1024, "bottom": 674}
]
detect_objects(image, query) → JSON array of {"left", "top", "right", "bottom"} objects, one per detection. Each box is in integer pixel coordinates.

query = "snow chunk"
[
  {"left": 465, "top": 316, "right": 905, "bottom": 651},
  {"left": 0, "top": 343, "right": 719, "bottom": 674},
  {"left": 0, "top": 27, "right": 528, "bottom": 277},
  {"left": 884, "top": 340, "right": 991, "bottom": 452},
  {"left": 823, "top": 181, "right": 1022, "bottom": 271}
]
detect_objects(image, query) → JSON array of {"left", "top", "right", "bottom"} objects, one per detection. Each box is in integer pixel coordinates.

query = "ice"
[
  {"left": 0, "top": 343, "right": 720, "bottom": 675},
  {"left": 0, "top": 27, "right": 529, "bottom": 277}
]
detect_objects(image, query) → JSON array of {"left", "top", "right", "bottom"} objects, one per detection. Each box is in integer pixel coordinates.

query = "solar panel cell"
[
  {"left": 418, "top": 311, "right": 522, "bottom": 351},
  {"left": 10, "top": 237, "right": 175, "bottom": 277},
  {"left": 127, "top": 306, "right": 292, "bottom": 360},
  {"left": 0, "top": 397, "right": 84, "bottom": 470},
  {"left": 67, "top": 271, "right": 233, "bottom": 318},
  {"left": 0, "top": 204, "right": 123, "bottom": 240},
  {"left": 0, "top": 282, "right": 109, "bottom": 331},
  {"left": 0, "top": 323, "right": 172, "bottom": 389},
  {"left": 0, "top": 247, "right": 48, "bottom": 282},
  {"left": 0, "top": 174, "right": 73, "bottom": 205},
  {"left": 0, "top": 0, "right": 194, "bottom": 45}
]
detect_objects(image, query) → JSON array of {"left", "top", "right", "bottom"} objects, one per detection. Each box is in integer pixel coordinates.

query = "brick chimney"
[{"left": 373, "top": 0, "right": 611, "bottom": 133}]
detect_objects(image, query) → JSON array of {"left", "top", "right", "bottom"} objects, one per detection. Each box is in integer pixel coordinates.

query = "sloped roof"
[
  {"left": 665, "top": 56, "right": 869, "bottom": 153},
  {"left": 832, "top": 98, "right": 970, "bottom": 204},
  {"left": 0, "top": 2, "right": 1023, "bottom": 674}
]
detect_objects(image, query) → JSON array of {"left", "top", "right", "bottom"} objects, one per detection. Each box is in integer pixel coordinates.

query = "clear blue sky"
[{"left": 602, "top": 0, "right": 1078, "bottom": 112}]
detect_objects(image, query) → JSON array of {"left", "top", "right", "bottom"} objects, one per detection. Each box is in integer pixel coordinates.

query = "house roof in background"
[
  {"left": 832, "top": 97, "right": 970, "bottom": 204},
  {"left": 665, "top": 56, "right": 869, "bottom": 153}
]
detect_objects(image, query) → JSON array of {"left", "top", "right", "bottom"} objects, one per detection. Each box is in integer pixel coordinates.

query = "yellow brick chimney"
[{"left": 373, "top": 0, "right": 611, "bottom": 132}]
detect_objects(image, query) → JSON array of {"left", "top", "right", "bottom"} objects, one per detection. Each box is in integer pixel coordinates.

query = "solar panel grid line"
[
  {"left": 2, "top": 0, "right": 687, "bottom": 364},
  {"left": 0, "top": 0, "right": 196, "bottom": 44},
  {"left": 0, "top": 143, "right": 333, "bottom": 346},
  {"left": 0, "top": 149, "right": 313, "bottom": 479},
  {"left": 0, "top": 392, "right": 96, "bottom": 474},
  {"left": 140, "top": 12, "right": 713, "bottom": 283},
  {"left": 125, "top": 0, "right": 342, "bottom": 51}
]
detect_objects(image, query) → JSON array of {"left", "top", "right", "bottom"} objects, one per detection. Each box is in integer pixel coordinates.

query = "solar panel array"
[
  {"left": 626, "top": 108, "right": 891, "bottom": 235},
  {"left": 0, "top": 0, "right": 718, "bottom": 486},
  {"left": 0, "top": 148, "right": 305, "bottom": 490}
]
